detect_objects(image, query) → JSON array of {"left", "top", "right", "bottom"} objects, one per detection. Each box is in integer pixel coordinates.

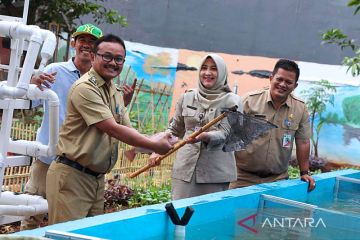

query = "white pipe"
[
  {"left": 38, "top": 30, "right": 57, "bottom": 72},
  {"left": 6, "top": 38, "right": 20, "bottom": 86},
  {"left": 0, "top": 191, "right": 46, "bottom": 206},
  {"left": 0, "top": 192, "right": 48, "bottom": 216},
  {"left": 7, "top": 85, "right": 59, "bottom": 157},
  {"left": 15, "top": 33, "right": 42, "bottom": 92},
  {"left": 28, "top": 84, "right": 59, "bottom": 155},
  {"left": 0, "top": 205, "right": 47, "bottom": 216},
  {"left": 8, "top": 139, "right": 48, "bottom": 157},
  {"left": 0, "top": 21, "right": 56, "bottom": 98}
]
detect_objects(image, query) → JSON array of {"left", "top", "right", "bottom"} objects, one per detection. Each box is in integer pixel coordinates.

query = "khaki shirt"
[
  {"left": 56, "top": 68, "right": 130, "bottom": 173},
  {"left": 236, "top": 88, "right": 311, "bottom": 175},
  {"left": 169, "top": 90, "right": 243, "bottom": 183}
]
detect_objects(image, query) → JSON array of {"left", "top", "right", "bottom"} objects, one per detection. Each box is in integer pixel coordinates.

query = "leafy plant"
[
  {"left": 1, "top": 0, "right": 127, "bottom": 43},
  {"left": 321, "top": 0, "right": 360, "bottom": 76},
  {"left": 288, "top": 166, "right": 321, "bottom": 180},
  {"left": 104, "top": 175, "right": 134, "bottom": 212},
  {"left": 128, "top": 183, "right": 171, "bottom": 208}
]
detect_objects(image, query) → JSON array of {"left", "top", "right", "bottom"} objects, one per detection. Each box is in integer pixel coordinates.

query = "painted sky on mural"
[{"left": 124, "top": 41, "right": 179, "bottom": 86}]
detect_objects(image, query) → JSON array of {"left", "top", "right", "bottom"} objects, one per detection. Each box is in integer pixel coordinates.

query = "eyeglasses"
[{"left": 96, "top": 53, "right": 125, "bottom": 64}]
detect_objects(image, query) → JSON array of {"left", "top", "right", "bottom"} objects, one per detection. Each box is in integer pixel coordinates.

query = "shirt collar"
[
  {"left": 265, "top": 88, "right": 293, "bottom": 108},
  {"left": 63, "top": 58, "right": 78, "bottom": 72}
]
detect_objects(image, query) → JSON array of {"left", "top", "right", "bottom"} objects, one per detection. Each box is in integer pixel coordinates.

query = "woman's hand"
[{"left": 187, "top": 132, "right": 210, "bottom": 144}]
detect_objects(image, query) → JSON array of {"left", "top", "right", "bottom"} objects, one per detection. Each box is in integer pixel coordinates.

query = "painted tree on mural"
[{"left": 300, "top": 80, "right": 337, "bottom": 158}]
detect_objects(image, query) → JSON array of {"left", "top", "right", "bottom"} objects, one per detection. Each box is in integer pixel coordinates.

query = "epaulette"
[
  {"left": 89, "top": 76, "right": 97, "bottom": 85},
  {"left": 248, "top": 87, "right": 268, "bottom": 96},
  {"left": 290, "top": 93, "right": 305, "bottom": 103}
]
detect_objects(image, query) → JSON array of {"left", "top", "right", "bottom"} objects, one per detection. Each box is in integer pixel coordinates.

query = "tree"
[
  {"left": 300, "top": 80, "right": 336, "bottom": 157},
  {"left": 321, "top": 0, "right": 360, "bottom": 76},
  {"left": 1, "top": 0, "right": 127, "bottom": 34}
]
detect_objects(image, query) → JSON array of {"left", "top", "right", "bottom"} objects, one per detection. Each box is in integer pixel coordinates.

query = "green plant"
[
  {"left": 322, "top": 0, "right": 360, "bottom": 76},
  {"left": 1, "top": 0, "right": 127, "bottom": 34},
  {"left": 128, "top": 183, "right": 171, "bottom": 208},
  {"left": 288, "top": 166, "right": 321, "bottom": 180}
]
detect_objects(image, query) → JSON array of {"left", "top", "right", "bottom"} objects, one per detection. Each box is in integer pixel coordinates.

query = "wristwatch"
[{"left": 300, "top": 170, "right": 310, "bottom": 176}]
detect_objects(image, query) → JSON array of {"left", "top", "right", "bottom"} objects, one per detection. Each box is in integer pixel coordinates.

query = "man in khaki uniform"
[
  {"left": 230, "top": 59, "right": 315, "bottom": 192},
  {"left": 46, "top": 34, "right": 174, "bottom": 225}
]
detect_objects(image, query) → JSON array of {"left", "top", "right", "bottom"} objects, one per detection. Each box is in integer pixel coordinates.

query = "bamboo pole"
[{"left": 129, "top": 111, "right": 228, "bottom": 178}]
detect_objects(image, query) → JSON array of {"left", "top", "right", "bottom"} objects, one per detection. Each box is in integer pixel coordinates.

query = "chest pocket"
[{"left": 181, "top": 108, "right": 196, "bottom": 117}]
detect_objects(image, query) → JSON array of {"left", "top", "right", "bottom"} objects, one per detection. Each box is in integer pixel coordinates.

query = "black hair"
[
  {"left": 272, "top": 59, "right": 300, "bottom": 81},
  {"left": 93, "top": 34, "right": 126, "bottom": 56}
]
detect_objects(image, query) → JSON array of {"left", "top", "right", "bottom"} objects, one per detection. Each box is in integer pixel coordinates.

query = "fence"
[{"left": 3, "top": 121, "right": 175, "bottom": 192}]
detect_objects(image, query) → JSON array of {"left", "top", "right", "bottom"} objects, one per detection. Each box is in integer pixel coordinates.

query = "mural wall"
[{"left": 119, "top": 40, "right": 360, "bottom": 165}]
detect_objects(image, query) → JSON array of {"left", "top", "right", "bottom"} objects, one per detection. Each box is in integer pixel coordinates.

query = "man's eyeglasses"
[{"left": 96, "top": 53, "right": 125, "bottom": 64}]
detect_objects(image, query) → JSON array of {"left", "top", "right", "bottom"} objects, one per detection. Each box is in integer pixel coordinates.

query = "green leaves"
[
  {"left": 321, "top": 1, "right": 360, "bottom": 77},
  {"left": 321, "top": 28, "right": 355, "bottom": 51},
  {"left": 348, "top": 0, "right": 360, "bottom": 14},
  {"left": 27, "top": 0, "right": 127, "bottom": 33},
  {"left": 128, "top": 184, "right": 171, "bottom": 208}
]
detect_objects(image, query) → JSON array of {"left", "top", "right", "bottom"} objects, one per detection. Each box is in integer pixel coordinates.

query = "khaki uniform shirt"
[
  {"left": 56, "top": 68, "right": 130, "bottom": 173},
  {"left": 169, "top": 90, "right": 243, "bottom": 183},
  {"left": 235, "top": 88, "right": 311, "bottom": 175}
]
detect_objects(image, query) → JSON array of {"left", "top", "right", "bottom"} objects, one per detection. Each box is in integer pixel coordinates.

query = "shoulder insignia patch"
[
  {"left": 248, "top": 88, "right": 266, "bottom": 96},
  {"left": 89, "top": 76, "right": 97, "bottom": 85}
]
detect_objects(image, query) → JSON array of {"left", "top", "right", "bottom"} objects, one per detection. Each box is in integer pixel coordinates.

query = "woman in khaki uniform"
[{"left": 169, "top": 54, "right": 242, "bottom": 200}]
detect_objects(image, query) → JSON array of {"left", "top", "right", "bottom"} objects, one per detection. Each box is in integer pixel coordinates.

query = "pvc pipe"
[
  {"left": 174, "top": 225, "right": 185, "bottom": 240},
  {"left": 6, "top": 38, "right": 20, "bottom": 86},
  {"left": 28, "top": 84, "right": 59, "bottom": 155},
  {"left": 0, "top": 191, "right": 48, "bottom": 216},
  {"left": 15, "top": 33, "right": 42, "bottom": 91},
  {"left": 38, "top": 30, "right": 57, "bottom": 72},
  {"left": 0, "top": 204, "right": 48, "bottom": 216},
  {"left": 8, "top": 139, "right": 48, "bottom": 157},
  {"left": 0, "top": 191, "right": 47, "bottom": 206},
  {"left": 0, "top": 21, "right": 56, "bottom": 98},
  {"left": 0, "top": 33, "right": 42, "bottom": 98},
  {"left": 7, "top": 85, "right": 59, "bottom": 157}
]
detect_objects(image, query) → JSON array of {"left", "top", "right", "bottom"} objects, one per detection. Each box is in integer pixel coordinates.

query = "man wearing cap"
[{"left": 21, "top": 24, "right": 135, "bottom": 230}]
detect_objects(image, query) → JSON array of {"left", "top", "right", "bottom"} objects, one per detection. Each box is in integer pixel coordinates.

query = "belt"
[
  {"left": 57, "top": 156, "right": 103, "bottom": 178},
  {"left": 240, "top": 168, "right": 276, "bottom": 178}
]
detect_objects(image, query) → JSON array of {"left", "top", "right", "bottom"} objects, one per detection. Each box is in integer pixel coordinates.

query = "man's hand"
[
  {"left": 151, "top": 132, "right": 174, "bottom": 155},
  {"left": 122, "top": 78, "right": 137, "bottom": 107},
  {"left": 301, "top": 174, "right": 316, "bottom": 192},
  {"left": 31, "top": 72, "right": 57, "bottom": 91}
]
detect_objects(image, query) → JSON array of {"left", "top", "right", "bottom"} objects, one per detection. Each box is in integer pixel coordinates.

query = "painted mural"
[
  {"left": 295, "top": 62, "right": 360, "bottom": 164},
  {"left": 120, "top": 40, "right": 360, "bottom": 165},
  {"left": 116, "top": 41, "right": 179, "bottom": 133}
]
